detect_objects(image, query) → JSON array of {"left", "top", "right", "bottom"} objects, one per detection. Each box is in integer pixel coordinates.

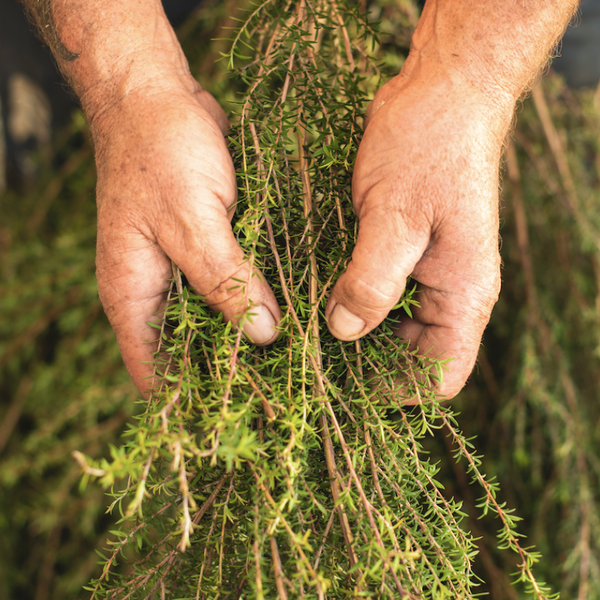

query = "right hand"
[{"left": 93, "top": 78, "right": 281, "bottom": 395}]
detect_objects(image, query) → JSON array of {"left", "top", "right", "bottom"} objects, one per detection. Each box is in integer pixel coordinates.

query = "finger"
[
  {"left": 393, "top": 230, "right": 501, "bottom": 399},
  {"left": 149, "top": 163, "right": 281, "bottom": 346},
  {"left": 96, "top": 227, "right": 173, "bottom": 396},
  {"left": 149, "top": 114, "right": 282, "bottom": 346},
  {"left": 194, "top": 88, "right": 230, "bottom": 135},
  {"left": 325, "top": 189, "right": 431, "bottom": 341},
  {"left": 161, "top": 206, "right": 282, "bottom": 347},
  {"left": 98, "top": 212, "right": 282, "bottom": 400}
]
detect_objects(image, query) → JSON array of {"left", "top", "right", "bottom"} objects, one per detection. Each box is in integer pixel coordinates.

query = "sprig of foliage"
[{"left": 76, "top": 2, "right": 558, "bottom": 599}]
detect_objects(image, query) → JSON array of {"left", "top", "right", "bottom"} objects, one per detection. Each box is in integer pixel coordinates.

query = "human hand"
[
  {"left": 93, "top": 80, "right": 281, "bottom": 394},
  {"left": 27, "top": 0, "right": 574, "bottom": 400},
  {"left": 322, "top": 0, "right": 578, "bottom": 399},
  {"left": 325, "top": 69, "right": 508, "bottom": 399}
]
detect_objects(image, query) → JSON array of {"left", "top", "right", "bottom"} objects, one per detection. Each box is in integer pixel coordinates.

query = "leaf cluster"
[{"left": 79, "top": 2, "right": 557, "bottom": 599}]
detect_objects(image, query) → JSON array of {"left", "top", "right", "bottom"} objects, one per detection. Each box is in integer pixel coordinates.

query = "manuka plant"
[{"left": 73, "top": 1, "right": 560, "bottom": 598}]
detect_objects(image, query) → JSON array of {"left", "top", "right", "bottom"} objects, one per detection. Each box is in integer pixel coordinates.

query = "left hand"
[{"left": 325, "top": 67, "right": 507, "bottom": 399}]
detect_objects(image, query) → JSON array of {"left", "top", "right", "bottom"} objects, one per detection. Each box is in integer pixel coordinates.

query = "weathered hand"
[
  {"left": 24, "top": 0, "right": 574, "bottom": 399},
  {"left": 94, "top": 81, "right": 281, "bottom": 394},
  {"left": 323, "top": 0, "right": 578, "bottom": 399},
  {"left": 326, "top": 69, "right": 507, "bottom": 398}
]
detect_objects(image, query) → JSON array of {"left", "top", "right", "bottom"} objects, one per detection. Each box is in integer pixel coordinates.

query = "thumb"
[
  {"left": 157, "top": 204, "right": 282, "bottom": 346},
  {"left": 325, "top": 200, "right": 430, "bottom": 340}
]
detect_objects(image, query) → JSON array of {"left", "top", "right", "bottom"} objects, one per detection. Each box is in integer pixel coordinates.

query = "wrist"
[
  {"left": 405, "top": 5, "right": 516, "bottom": 129},
  {"left": 404, "top": 0, "right": 578, "bottom": 120},
  {"left": 84, "top": 61, "right": 200, "bottom": 135},
  {"left": 402, "top": 51, "right": 516, "bottom": 134},
  {"left": 52, "top": 0, "right": 197, "bottom": 124}
]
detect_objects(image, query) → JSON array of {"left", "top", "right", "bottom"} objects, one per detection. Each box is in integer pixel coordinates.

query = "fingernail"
[
  {"left": 243, "top": 305, "right": 277, "bottom": 345},
  {"left": 328, "top": 304, "right": 366, "bottom": 340}
]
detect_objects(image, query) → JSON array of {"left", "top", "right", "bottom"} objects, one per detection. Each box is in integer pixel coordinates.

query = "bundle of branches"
[{"left": 76, "top": 2, "right": 555, "bottom": 598}]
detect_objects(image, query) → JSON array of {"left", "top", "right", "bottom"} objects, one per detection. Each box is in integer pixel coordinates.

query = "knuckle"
[
  {"left": 202, "top": 264, "right": 252, "bottom": 314},
  {"left": 342, "top": 272, "right": 402, "bottom": 316}
]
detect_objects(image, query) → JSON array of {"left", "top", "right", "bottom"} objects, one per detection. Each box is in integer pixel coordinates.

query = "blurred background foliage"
[{"left": 1, "top": 0, "right": 599, "bottom": 598}]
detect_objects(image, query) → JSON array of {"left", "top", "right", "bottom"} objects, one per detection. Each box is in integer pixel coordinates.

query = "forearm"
[
  {"left": 405, "top": 0, "right": 579, "bottom": 119},
  {"left": 19, "top": 0, "right": 194, "bottom": 121}
]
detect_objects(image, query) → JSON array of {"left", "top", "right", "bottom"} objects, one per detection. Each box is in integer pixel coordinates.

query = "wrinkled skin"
[
  {"left": 326, "top": 66, "right": 506, "bottom": 398},
  {"left": 93, "top": 62, "right": 506, "bottom": 399},
  {"left": 79, "top": 0, "right": 575, "bottom": 399},
  {"left": 16, "top": 0, "right": 578, "bottom": 400},
  {"left": 94, "top": 80, "right": 282, "bottom": 393}
]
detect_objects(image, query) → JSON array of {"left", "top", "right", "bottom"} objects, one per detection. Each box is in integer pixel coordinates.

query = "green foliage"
[
  {"left": 456, "top": 79, "right": 600, "bottom": 599},
  {"left": 2, "top": 2, "right": 600, "bottom": 599},
  {"left": 78, "top": 2, "right": 558, "bottom": 598}
]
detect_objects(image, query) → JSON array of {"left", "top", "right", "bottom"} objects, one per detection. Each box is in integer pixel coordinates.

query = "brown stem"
[
  {"left": 319, "top": 413, "right": 358, "bottom": 568},
  {"left": 270, "top": 536, "right": 288, "bottom": 600},
  {"left": 243, "top": 369, "right": 277, "bottom": 421},
  {"left": 506, "top": 141, "right": 537, "bottom": 312}
]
